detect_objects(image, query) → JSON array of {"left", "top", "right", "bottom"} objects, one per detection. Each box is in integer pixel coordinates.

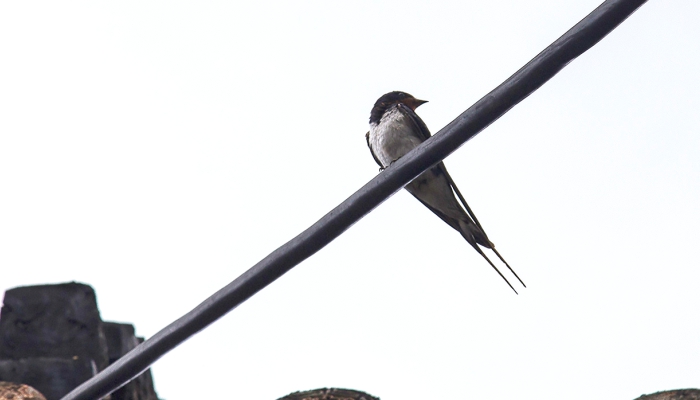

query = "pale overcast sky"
[{"left": 1, "top": 1, "right": 699, "bottom": 399}]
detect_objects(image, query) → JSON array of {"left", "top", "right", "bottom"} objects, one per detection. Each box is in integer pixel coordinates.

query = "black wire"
[{"left": 60, "top": 1, "right": 648, "bottom": 398}]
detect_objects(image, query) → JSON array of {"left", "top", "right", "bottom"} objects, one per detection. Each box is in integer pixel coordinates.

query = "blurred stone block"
[
  {"left": 0, "top": 282, "right": 108, "bottom": 371},
  {"left": 103, "top": 324, "right": 158, "bottom": 400},
  {"left": 0, "top": 357, "right": 96, "bottom": 400},
  {"left": 103, "top": 323, "right": 139, "bottom": 364}
]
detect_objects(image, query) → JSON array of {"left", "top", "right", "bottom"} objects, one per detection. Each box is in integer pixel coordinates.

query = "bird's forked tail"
[{"left": 457, "top": 220, "right": 523, "bottom": 294}]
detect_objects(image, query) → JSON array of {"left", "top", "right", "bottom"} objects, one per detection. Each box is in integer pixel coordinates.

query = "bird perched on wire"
[{"left": 365, "top": 91, "right": 525, "bottom": 294}]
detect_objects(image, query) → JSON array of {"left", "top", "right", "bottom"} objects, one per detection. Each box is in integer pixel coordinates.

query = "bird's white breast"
[{"left": 368, "top": 107, "right": 423, "bottom": 168}]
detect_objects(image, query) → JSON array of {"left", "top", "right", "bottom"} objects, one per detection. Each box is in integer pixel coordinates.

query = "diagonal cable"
[{"left": 61, "top": 1, "right": 648, "bottom": 399}]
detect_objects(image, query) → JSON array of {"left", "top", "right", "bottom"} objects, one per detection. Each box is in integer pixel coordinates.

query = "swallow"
[{"left": 366, "top": 91, "right": 525, "bottom": 294}]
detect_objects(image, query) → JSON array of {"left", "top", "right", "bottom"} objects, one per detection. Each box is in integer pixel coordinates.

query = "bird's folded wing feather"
[
  {"left": 396, "top": 104, "right": 450, "bottom": 174},
  {"left": 397, "top": 103, "right": 483, "bottom": 229},
  {"left": 365, "top": 131, "right": 383, "bottom": 168}
]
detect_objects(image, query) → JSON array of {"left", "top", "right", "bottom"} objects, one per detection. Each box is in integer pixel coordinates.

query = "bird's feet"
[{"left": 379, "top": 158, "right": 400, "bottom": 172}]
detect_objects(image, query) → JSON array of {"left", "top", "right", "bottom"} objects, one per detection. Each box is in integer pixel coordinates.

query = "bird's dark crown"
[{"left": 369, "top": 91, "right": 426, "bottom": 124}]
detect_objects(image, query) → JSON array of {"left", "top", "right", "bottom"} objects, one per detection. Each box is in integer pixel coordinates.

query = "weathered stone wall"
[{"left": 0, "top": 283, "right": 158, "bottom": 400}]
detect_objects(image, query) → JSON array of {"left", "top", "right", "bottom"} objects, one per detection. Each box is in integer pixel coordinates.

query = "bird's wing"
[
  {"left": 397, "top": 103, "right": 487, "bottom": 234},
  {"left": 398, "top": 104, "right": 526, "bottom": 289},
  {"left": 365, "top": 131, "right": 383, "bottom": 169},
  {"left": 406, "top": 168, "right": 463, "bottom": 232},
  {"left": 396, "top": 103, "right": 453, "bottom": 175},
  {"left": 396, "top": 103, "right": 431, "bottom": 141}
]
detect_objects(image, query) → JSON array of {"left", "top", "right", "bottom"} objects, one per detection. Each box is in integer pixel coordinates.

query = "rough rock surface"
[
  {"left": 635, "top": 389, "right": 700, "bottom": 400},
  {"left": 278, "top": 388, "right": 379, "bottom": 400},
  {"left": 0, "top": 381, "right": 47, "bottom": 400}
]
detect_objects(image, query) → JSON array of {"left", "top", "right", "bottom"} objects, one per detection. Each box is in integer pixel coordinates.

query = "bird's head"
[{"left": 369, "top": 91, "right": 428, "bottom": 124}]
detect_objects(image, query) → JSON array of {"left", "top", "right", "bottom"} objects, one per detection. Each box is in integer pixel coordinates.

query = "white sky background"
[{"left": 1, "top": 1, "right": 699, "bottom": 399}]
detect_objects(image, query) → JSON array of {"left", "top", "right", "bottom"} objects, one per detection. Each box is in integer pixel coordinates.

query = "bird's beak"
[{"left": 412, "top": 99, "right": 428, "bottom": 110}]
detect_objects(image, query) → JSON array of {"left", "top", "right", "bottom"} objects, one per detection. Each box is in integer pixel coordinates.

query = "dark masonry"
[{"left": 0, "top": 282, "right": 158, "bottom": 400}]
